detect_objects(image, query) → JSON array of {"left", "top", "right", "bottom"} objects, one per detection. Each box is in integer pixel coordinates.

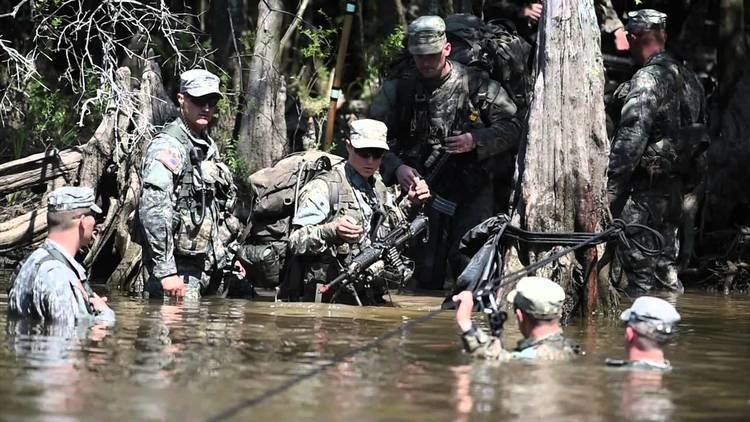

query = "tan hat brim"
[
  {"left": 184, "top": 87, "right": 223, "bottom": 97},
  {"left": 349, "top": 138, "right": 389, "bottom": 150}
]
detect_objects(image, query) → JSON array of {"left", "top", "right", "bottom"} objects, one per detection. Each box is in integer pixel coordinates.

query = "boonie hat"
[
  {"left": 48, "top": 186, "right": 102, "bottom": 214},
  {"left": 625, "top": 9, "right": 667, "bottom": 33},
  {"left": 408, "top": 16, "right": 447, "bottom": 55},
  {"left": 620, "top": 296, "right": 680, "bottom": 338},
  {"left": 506, "top": 276, "right": 565, "bottom": 320},
  {"left": 348, "top": 119, "right": 389, "bottom": 150},
  {"left": 179, "top": 69, "right": 221, "bottom": 97}
]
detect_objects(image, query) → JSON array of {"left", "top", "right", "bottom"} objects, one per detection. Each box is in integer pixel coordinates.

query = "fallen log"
[
  {"left": 0, "top": 208, "right": 48, "bottom": 253},
  {"left": 0, "top": 149, "right": 82, "bottom": 195}
]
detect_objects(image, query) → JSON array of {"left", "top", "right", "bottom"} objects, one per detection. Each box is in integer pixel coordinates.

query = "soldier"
[
  {"left": 453, "top": 277, "right": 581, "bottom": 361},
  {"left": 288, "top": 119, "right": 430, "bottom": 304},
  {"left": 138, "top": 69, "right": 240, "bottom": 299},
  {"left": 483, "top": 0, "right": 630, "bottom": 51},
  {"left": 7, "top": 187, "right": 115, "bottom": 325},
  {"left": 606, "top": 296, "right": 680, "bottom": 371},
  {"left": 607, "top": 10, "right": 707, "bottom": 293},
  {"left": 370, "top": 15, "right": 521, "bottom": 290}
]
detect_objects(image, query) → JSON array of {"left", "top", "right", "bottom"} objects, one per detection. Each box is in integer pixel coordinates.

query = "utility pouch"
[{"left": 175, "top": 208, "right": 212, "bottom": 255}]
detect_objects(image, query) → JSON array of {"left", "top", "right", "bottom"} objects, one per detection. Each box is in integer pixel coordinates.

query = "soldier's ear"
[
  {"left": 444, "top": 42, "right": 452, "bottom": 56},
  {"left": 177, "top": 92, "right": 186, "bottom": 107},
  {"left": 625, "top": 325, "right": 636, "bottom": 343}
]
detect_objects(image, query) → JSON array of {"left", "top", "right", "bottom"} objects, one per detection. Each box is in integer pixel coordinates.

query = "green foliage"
[
  {"left": 221, "top": 138, "right": 248, "bottom": 178},
  {"left": 299, "top": 11, "right": 337, "bottom": 61},
  {"left": 21, "top": 79, "right": 77, "bottom": 147},
  {"left": 381, "top": 26, "right": 406, "bottom": 65}
]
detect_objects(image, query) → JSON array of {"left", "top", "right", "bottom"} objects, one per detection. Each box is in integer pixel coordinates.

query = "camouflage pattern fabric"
[
  {"left": 607, "top": 52, "right": 706, "bottom": 292},
  {"left": 462, "top": 329, "right": 581, "bottom": 361},
  {"left": 484, "top": 0, "right": 624, "bottom": 40},
  {"left": 370, "top": 60, "right": 520, "bottom": 289},
  {"left": 7, "top": 240, "right": 116, "bottom": 325},
  {"left": 289, "top": 162, "right": 401, "bottom": 303},
  {"left": 138, "top": 117, "right": 239, "bottom": 298},
  {"left": 605, "top": 358, "right": 672, "bottom": 372}
]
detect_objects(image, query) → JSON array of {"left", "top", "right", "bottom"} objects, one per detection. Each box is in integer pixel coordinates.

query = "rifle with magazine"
[{"left": 318, "top": 214, "right": 429, "bottom": 303}]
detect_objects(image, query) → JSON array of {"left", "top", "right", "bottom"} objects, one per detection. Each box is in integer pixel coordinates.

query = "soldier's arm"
[
  {"left": 461, "top": 326, "right": 513, "bottom": 361},
  {"left": 288, "top": 179, "right": 338, "bottom": 255},
  {"left": 607, "top": 71, "right": 661, "bottom": 213},
  {"left": 369, "top": 80, "right": 405, "bottom": 184},
  {"left": 595, "top": 0, "right": 624, "bottom": 34},
  {"left": 472, "top": 80, "right": 522, "bottom": 161},
  {"left": 138, "top": 137, "right": 185, "bottom": 279}
]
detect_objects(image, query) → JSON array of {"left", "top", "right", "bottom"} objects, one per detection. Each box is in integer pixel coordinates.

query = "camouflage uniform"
[
  {"left": 484, "top": 0, "right": 625, "bottom": 42},
  {"left": 459, "top": 277, "right": 581, "bottom": 361},
  {"left": 139, "top": 74, "right": 239, "bottom": 299},
  {"left": 7, "top": 187, "right": 115, "bottom": 325},
  {"left": 605, "top": 358, "right": 672, "bottom": 371},
  {"left": 289, "top": 119, "right": 406, "bottom": 304},
  {"left": 289, "top": 162, "right": 400, "bottom": 303},
  {"left": 462, "top": 329, "right": 581, "bottom": 361},
  {"left": 370, "top": 17, "right": 521, "bottom": 289},
  {"left": 607, "top": 11, "right": 706, "bottom": 293}
]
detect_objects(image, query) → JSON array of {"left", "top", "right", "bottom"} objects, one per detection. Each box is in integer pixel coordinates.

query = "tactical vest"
[
  {"left": 156, "top": 120, "right": 236, "bottom": 258},
  {"left": 300, "top": 164, "right": 389, "bottom": 292},
  {"left": 394, "top": 62, "right": 490, "bottom": 201}
]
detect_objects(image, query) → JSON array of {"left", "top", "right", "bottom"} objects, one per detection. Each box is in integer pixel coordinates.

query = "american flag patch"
[{"left": 158, "top": 150, "right": 182, "bottom": 174}]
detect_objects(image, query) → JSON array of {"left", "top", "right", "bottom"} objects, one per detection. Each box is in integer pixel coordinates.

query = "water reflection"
[
  {"left": 0, "top": 287, "right": 748, "bottom": 420},
  {"left": 615, "top": 369, "right": 674, "bottom": 421},
  {"left": 5, "top": 318, "right": 113, "bottom": 417}
]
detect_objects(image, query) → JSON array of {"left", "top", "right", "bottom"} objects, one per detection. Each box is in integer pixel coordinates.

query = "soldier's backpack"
[
  {"left": 237, "top": 150, "right": 345, "bottom": 290},
  {"left": 385, "top": 13, "right": 532, "bottom": 112}
]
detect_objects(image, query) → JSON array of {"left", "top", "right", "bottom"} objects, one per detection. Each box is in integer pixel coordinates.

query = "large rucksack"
[
  {"left": 385, "top": 13, "right": 532, "bottom": 112},
  {"left": 237, "top": 150, "right": 345, "bottom": 289}
]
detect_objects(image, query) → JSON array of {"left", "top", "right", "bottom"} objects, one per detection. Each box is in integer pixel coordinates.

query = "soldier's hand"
[
  {"left": 407, "top": 178, "right": 431, "bottom": 204},
  {"left": 233, "top": 260, "right": 247, "bottom": 279},
  {"left": 522, "top": 3, "right": 543, "bottom": 22},
  {"left": 334, "top": 216, "right": 363, "bottom": 243},
  {"left": 445, "top": 133, "right": 475, "bottom": 154},
  {"left": 89, "top": 295, "right": 110, "bottom": 313},
  {"left": 161, "top": 275, "right": 186, "bottom": 298},
  {"left": 396, "top": 165, "right": 422, "bottom": 192},
  {"left": 452, "top": 291, "right": 475, "bottom": 332},
  {"left": 614, "top": 28, "right": 629, "bottom": 52}
]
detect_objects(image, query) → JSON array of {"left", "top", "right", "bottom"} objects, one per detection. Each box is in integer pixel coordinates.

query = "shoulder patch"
[{"left": 158, "top": 149, "right": 182, "bottom": 174}]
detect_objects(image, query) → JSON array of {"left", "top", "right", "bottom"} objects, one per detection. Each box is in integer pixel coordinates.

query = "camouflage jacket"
[
  {"left": 607, "top": 52, "right": 706, "bottom": 210},
  {"left": 484, "top": 0, "right": 624, "bottom": 34},
  {"left": 138, "top": 117, "right": 238, "bottom": 280},
  {"left": 369, "top": 61, "right": 521, "bottom": 188},
  {"left": 461, "top": 327, "right": 581, "bottom": 361},
  {"left": 289, "top": 162, "right": 394, "bottom": 257},
  {"left": 7, "top": 240, "right": 116, "bottom": 325}
]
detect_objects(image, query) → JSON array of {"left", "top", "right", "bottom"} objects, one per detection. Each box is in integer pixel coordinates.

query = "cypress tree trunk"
[
  {"left": 238, "top": 0, "right": 288, "bottom": 173},
  {"left": 515, "top": 0, "right": 614, "bottom": 316}
]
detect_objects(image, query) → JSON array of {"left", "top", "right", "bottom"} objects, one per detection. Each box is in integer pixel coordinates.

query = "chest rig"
[
  {"left": 395, "top": 64, "right": 489, "bottom": 202},
  {"left": 160, "top": 121, "right": 216, "bottom": 256}
]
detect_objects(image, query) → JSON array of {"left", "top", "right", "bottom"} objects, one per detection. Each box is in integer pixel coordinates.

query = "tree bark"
[
  {"left": 515, "top": 0, "right": 613, "bottom": 316},
  {"left": 238, "top": 0, "right": 288, "bottom": 173}
]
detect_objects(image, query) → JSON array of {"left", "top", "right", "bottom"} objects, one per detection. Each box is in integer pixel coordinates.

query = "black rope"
[{"left": 206, "top": 309, "right": 443, "bottom": 422}]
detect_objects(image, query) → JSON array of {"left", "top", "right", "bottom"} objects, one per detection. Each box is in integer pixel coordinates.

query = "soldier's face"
[
  {"left": 177, "top": 92, "right": 219, "bottom": 132},
  {"left": 413, "top": 43, "right": 451, "bottom": 79},
  {"left": 346, "top": 143, "right": 385, "bottom": 179}
]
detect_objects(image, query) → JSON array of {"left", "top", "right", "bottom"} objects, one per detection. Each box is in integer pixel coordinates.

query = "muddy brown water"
[{"left": 0, "top": 276, "right": 748, "bottom": 421}]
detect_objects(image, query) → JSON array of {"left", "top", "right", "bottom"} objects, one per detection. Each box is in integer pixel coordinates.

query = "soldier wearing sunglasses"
[
  {"left": 138, "top": 69, "right": 241, "bottom": 300},
  {"left": 288, "top": 119, "right": 430, "bottom": 304}
]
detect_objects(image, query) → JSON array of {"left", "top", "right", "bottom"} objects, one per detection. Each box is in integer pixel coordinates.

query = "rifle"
[{"left": 318, "top": 214, "right": 429, "bottom": 295}]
